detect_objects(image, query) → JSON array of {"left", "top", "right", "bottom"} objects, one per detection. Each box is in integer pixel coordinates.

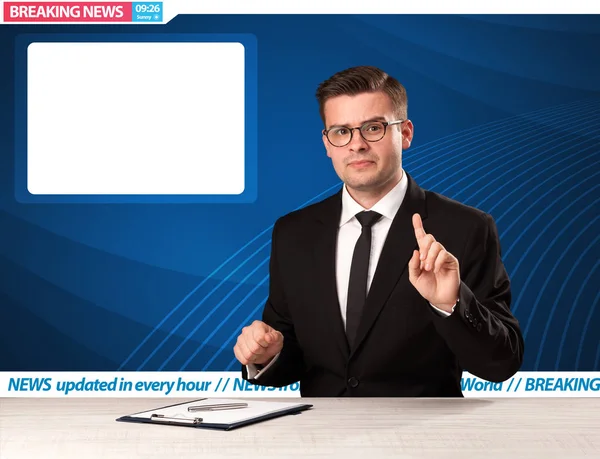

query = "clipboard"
[{"left": 116, "top": 398, "right": 313, "bottom": 431}]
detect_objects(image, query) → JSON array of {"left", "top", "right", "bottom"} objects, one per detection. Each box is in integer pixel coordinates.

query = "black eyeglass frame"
[{"left": 322, "top": 119, "right": 405, "bottom": 147}]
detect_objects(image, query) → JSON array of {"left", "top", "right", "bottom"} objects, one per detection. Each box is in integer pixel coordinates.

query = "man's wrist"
[
  {"left": 247, "top": 352, "right": 281, "bottom": 380},
  {"left": 433, "top": 302, "right": 457, "bottom": 313},
  {"left": 429, "top": 299, "right": 458, "bottom": 316}
]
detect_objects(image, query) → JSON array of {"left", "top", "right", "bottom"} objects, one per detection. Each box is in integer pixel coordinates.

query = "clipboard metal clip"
[{"left": 150, "top": 414, "right": 203, "bottom": 425}]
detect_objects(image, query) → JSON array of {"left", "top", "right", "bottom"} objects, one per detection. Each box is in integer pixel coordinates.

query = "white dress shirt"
[
  {"left": 336, "top": 170, "right": 407, "bottom": 327},
  {"left": 248, "top": 170, "right": 453, "bottom": 379}
]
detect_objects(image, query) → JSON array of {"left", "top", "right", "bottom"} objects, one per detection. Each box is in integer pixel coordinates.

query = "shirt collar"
[{"left": 339, "top": 169, "right": 408, "bottom": 227}]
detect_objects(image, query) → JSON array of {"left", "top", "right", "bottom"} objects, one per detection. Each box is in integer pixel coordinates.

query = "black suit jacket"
[{"left": 241, "top": 173, "right": 524, "bottom": 397}]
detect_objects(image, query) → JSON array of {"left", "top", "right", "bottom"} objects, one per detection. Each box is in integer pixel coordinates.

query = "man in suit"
[{"left": 233, "top": 65, "right": 524, "bottom": 397}]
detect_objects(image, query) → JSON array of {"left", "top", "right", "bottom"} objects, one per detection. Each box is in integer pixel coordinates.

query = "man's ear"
[{"left": 401, "top": 120, "right": 414, "bottom": 150}]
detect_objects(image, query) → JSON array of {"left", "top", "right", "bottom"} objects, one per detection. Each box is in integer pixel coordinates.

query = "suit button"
[
  {"left": 348, "top": 377, "right": 359, "bottom": 388},
  {"left": 473, "top": 318, "right": 478, "bottom": 326},
  {"left": 477, "top": 323, "right": 482, "bottom": 331}
]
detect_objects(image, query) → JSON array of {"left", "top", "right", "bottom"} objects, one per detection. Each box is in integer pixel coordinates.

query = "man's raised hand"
[{"left": 408, "top": 213, "right": 460, "bottom": 312}]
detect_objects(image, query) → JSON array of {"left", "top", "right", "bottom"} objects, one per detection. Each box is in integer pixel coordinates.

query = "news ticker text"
[{"left": 2, "top": 372, "right": 600, "bottom": 397}]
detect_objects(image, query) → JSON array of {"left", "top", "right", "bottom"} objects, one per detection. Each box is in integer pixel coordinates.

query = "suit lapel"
[
  {"left": 312, "top": 189, "right": 350, "bottom": 359},
  {"left": 350, "top": 173, "right": 428, "bottom": 356}
]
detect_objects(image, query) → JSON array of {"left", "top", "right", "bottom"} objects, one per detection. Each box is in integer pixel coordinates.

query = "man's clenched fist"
[{"left": 233, "top": 320, "right": 283, "bottom": 366}]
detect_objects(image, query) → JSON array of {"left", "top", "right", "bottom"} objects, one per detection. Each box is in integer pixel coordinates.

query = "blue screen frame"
[{"left": 14, "top": 33, "right": 258, "bottom": 204}]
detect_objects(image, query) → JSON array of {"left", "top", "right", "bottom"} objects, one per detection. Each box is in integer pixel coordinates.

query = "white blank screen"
[{"left": 27, "top": 42, "right": 245, "bottom": 195}]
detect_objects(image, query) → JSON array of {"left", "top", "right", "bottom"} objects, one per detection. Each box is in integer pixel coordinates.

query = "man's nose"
[{"left": 348, "top": 129, "right": 369, "bottom": 151}]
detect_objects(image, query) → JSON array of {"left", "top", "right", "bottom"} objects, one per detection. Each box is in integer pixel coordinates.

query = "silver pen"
[{"left": 187, "top": 402, "right": 248, "bottom": 412}]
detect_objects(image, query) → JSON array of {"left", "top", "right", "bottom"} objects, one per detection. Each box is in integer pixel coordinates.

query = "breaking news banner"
[
  {"left": 3, "top": 372, "right": 600, "bottom": 398},
  {"left": 3, "top": 1, "right": 163, "bottom": 23}
]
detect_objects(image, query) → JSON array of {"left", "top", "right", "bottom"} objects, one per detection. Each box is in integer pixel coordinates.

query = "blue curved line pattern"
[
  {"left": 117, "top": 230, "right": 272, "bottom": 371},
  {"left": 532, "top": 219, "right": 599, "bottom": 369},
  {"left": 413, "top": 101, "right": 599, "bottom": 197},
  {"left": 140, "top": 242, "right": 271, "bottom": 371},
  {"left": 472, "top": 143, "right": 597, "bottom": 212},
  {"left": 158, "top": 252, "right": 270, "bottom": 371},
  {"left": 409, "top": 113, "right": 548, "bottom": 174},
  {"left": 464, "top": 121, "right": 600, "bottom": 212},
  {"left": 200, "top": 298, "right": 267, "bottom": 371},
  {"left": 499, "top": 174, "right": 600, "bottom": 263},
  {"left": 406, "top": 99, "right": 599, "bottom": 172},
  {"left": 477, "top": 143, "right": 599, "bottom": 212},
  {"left": 168, "top": 103, "right": 592, "bottom": 370},
  {"left": 509, "top": 183, "right": 600, "bottom": 317},
  {"left": 443, "top": 108, "right": 600, "bottom": 211},
  {"left": 436, "top": 110, "right": 600, "bottom": 197},
  {"left": 395, "top": 99, "right": 595, "bottom": 186},
  {"left": 560, "top": 259, "right": 600, "bottom": 370},
  {"left": 181, "top": 273, "right": 270, "bottom": 371},
  {"left": 492, "top": 157, "right": 598, "bottom": 237},
  {"left": 128, "top": 99, "right": 599, "bottom": 371},
  {"left": 158, "top": 259, "right": 269, "bottom": 371},
  {"left": 406, "top": 100, "right": 597, "bottom": 183},
  {"left": 399, "top": 99, "right": 592, "bottom": 164},
  {"left": 486, "top": 157, "right": 600, "bottom": 223},
  {"left": 486, "top": 165, "right": 600, "bottom": 271},
  {"left": 417, "top": 103, "right": 600, "bottom": 190}
]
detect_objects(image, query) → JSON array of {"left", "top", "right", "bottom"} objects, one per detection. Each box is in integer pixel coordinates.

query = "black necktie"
[{"left": 345, "top": 210, "right": 382, "bottom": 348}]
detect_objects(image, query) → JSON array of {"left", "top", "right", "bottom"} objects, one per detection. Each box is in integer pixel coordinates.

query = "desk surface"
[{"left": 1, "top": 397, "right": 599, "bottom": 458}]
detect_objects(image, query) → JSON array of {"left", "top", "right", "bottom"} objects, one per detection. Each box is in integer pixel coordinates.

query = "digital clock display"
[
  {"left": 131, "top": 2, "right": 163, "bottom": 22},
  {"left": 135, "top": 3, "right": 161, "bottom": 13}
]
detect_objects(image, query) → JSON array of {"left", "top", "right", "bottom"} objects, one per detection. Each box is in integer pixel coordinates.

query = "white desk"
[{"left": 1, "top": 398, "right": 599, "bottom": 458}]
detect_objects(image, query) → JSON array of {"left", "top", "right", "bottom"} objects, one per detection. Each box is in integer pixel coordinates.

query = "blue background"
[{"left": 0, "top": 15, "right": 598, "bottom": 374}]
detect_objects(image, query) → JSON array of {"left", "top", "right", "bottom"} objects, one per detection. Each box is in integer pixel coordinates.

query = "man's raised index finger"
[{"left": 412, "top": 213, "right": 426, "bottom": 240}]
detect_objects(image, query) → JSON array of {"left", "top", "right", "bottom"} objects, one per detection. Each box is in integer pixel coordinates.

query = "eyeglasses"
[{"left": 323, "top": 119, "right": 404, "bottom": 147}]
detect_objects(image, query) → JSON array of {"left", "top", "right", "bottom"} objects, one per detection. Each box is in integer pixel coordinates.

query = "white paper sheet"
[{"left": 129, "top": 398, "right": 310, "bottom": 426}]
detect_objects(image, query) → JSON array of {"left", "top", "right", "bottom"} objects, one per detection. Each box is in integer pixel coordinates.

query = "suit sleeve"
[
  {"left": 429, "top": 213, "right": 524, "bottom": 382},
  {"left": 240, "top": 219, "right": 306, "bottom": 387}
]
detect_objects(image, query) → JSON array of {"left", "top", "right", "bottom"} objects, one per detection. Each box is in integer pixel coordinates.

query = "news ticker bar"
[
  {"left": 3, "top": 2, "right": 162, "bottom": 23},
  {"left": 2, "top": 372, "right": 600, "bottom": 397}
]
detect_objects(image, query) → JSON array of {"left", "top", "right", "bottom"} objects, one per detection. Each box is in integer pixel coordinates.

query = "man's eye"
[{"left": 364, "top": 123, "right": 382, "bottom": 132}]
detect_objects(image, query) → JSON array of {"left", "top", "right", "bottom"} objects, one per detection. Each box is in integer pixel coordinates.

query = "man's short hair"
[{"left": 315, "top": 66, "right": 408, "bottom": 126}]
